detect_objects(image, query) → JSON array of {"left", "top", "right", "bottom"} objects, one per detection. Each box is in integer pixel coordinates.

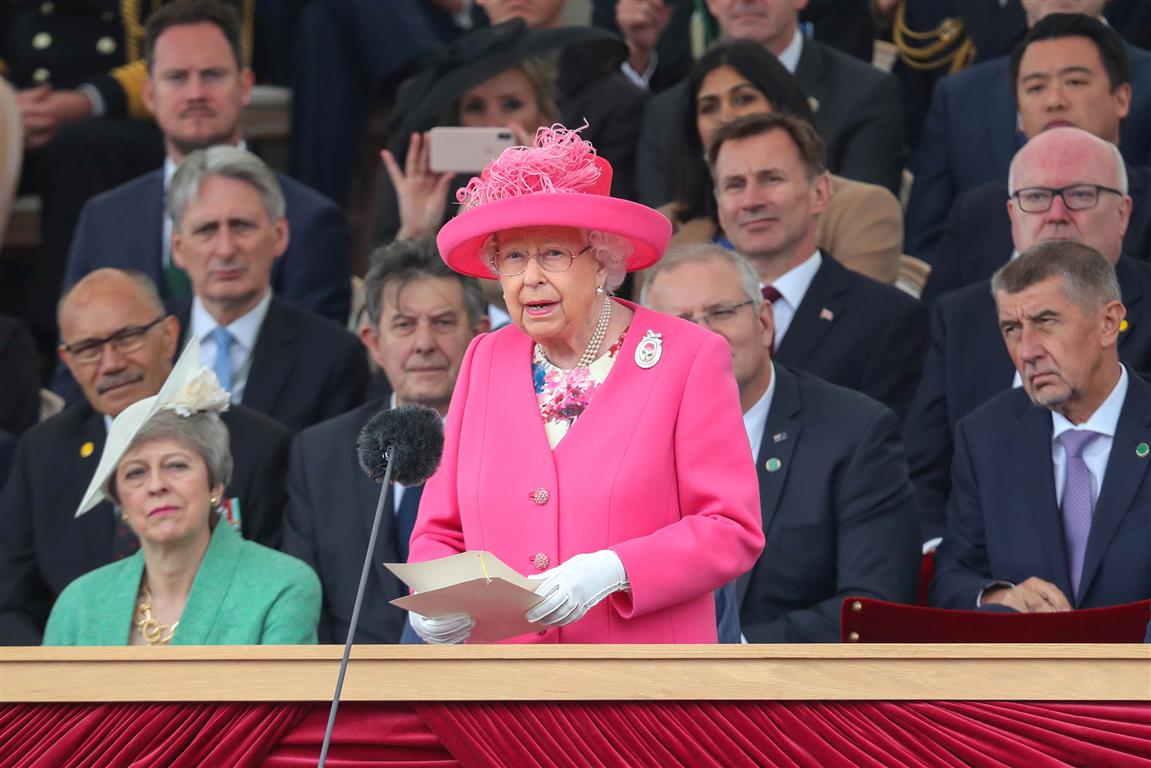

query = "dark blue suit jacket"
[
  {"left": 772, "top": 255, "right": 929, "bottom": 421},
  {"left": 63, "top": 167, "right": 351, "bottom": 323},
  {"left": 737, "top": 365, "right": 920, "bottom": 642},
  {"left": 922, "top": 166, "right": 1151, "bottom": 304},
  {"left": 173, "top": 297, "right": 369, "bottom": 433},
  {"left": 929, "top": 373, "right": 1151, "bottom": 610},
  {"left": 634, "top": 36, "right": 905, "bottom": 206},
  {"left": 283, "top": 398, "right": 408, "bottom": 644},
  {"left": 905, "top": 257, "right": 1151, "bottom": 540},
  {"left": 905, "top": 42, "right": 1151, "bottom": 259},
  {"left": 0, "top": 402, "right": 291, "bottom": 645}
]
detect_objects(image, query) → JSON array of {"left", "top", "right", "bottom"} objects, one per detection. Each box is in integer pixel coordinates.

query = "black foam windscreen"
[{"left": 356, "top": 405, "right": 444, "bottom": 486}]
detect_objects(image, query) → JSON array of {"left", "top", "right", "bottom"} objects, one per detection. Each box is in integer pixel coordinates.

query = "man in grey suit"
[
  {"left": 283, "top": 238, "right": 489, "bottom": 643},
  {"left": 635, "top": 0, "right": 904, "bottom": 204},
  {"left": 643, "top": 243, "right": 919, "bottom": 642}
]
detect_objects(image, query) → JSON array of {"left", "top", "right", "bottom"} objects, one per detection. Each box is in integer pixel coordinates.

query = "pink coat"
[{"left": 410, "top": 302, "right": 764, "bottom": 643}]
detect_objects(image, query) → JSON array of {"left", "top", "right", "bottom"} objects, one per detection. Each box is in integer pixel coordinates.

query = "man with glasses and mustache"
[
  {"left": 643, "top": 243, "right": 919, "bottom": 642},
  {"left": 905, "top": 127, "right": 1151, "bottom": 543},
  {"left": 0, "top": 268, "right": 292, "bottom": 645}
]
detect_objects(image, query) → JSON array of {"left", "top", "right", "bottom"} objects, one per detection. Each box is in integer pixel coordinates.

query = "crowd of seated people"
[{"left": 0, "top": 0, "right": 1148, "bottom": 648}]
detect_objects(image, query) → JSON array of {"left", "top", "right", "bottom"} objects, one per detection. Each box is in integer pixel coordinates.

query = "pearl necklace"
[{"left": 537, "top": 294, "right": 613, "bottom": 369}]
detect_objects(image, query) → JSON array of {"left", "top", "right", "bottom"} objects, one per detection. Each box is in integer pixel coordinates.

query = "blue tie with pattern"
[{"left": 210, "top": 326, "right": 235, "bottom": 392}]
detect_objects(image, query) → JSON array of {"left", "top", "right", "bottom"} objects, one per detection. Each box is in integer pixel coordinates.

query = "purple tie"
[{"left": 1058, "top": 429, "right": 1100, "bottom": 597}]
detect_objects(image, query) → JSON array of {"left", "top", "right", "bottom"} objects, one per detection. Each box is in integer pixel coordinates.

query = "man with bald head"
[
  {"left": 905, "top": 127, "right": 1151, "bottom": 540},
  {"left": 0, "top": 269, "right": 291, "bottom": 645},
  {"left": 919, "top": 12, "right": 1151, "bottom": 301}
]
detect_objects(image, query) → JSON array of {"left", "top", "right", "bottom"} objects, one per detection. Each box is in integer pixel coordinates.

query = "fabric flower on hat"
[{"left": 162, "top": 368, "right": 231, "bottom": 417}]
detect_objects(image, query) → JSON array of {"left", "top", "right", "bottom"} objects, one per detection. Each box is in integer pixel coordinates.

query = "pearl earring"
[{"left": 596, "top": 286, "right": 604, "bottom": 294}]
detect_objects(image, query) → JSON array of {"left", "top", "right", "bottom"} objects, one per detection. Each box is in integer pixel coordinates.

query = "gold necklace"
[{"left": 135, "top": 584, "right": 179, "bottom": 645}]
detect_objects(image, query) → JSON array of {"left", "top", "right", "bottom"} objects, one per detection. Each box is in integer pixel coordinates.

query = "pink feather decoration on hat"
[{"left": 455, "top": 122, "right": 601, "bottom": 212}]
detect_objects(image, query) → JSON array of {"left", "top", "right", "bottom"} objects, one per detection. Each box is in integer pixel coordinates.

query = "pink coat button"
[
  {"left": 530, "top": 488, "right": 550, "bottom": 505},
  {"left": 532, "top": 553, "right": 549, "bottom": 570}
]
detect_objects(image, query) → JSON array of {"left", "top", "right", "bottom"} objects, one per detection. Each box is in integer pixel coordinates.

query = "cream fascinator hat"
[{"left": 75, "top": 337, "right": 230, "bottom": 517}]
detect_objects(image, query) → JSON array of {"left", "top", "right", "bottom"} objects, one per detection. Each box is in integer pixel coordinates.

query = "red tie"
[{"left": 762, "top": 285, "right": 781, "bottom": 355}]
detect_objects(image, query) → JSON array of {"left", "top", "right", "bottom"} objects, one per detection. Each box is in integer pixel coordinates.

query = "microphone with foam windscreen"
[{"left": 318, "top": 405, "right": 444, "bottom": 768}]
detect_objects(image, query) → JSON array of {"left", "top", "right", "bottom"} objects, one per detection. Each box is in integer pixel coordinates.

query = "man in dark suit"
[
  {"left": 167, "top": 146, "right": 368, "bottom": 433},
  {"left": 709, "top": 112, "right": 927, "bottom": 420},
  {"left": 0, "top": 268, "right": 291, "bottom": 645},
  {"left": 283, "top": 237, "right": 489, "bottom": 644},
  {"left": 905, "top": 127, "right": 1151, "bottom": 541},
  {"left": 62, "top": 0, "right": 350, "bottom": 324},
  {"left": 643, "top": 243, "right": 920, "bottom": 642},
  {"left": 635, "top": 0, "right": 904, "bottom": 205},
  {"left": 912, "top": 12, "right": 1151, "bottom": 290},
  {"left": 931, "top": 242, "right": 1150, "bottom": 611}
]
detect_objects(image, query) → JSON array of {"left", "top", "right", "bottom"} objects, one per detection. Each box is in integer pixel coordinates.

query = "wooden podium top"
[{"left": 3, "top": 644, "right": 1148, "bottom": 703}]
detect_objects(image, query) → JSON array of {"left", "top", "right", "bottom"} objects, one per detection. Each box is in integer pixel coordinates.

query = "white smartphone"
[{"left": 428, "top": 127, "right": 517, "bottom": 173}]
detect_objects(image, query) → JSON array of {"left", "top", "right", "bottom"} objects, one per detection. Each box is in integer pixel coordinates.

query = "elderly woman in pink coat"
[{"left": 408, "top": 126, "right": 764, "bottom": 644}]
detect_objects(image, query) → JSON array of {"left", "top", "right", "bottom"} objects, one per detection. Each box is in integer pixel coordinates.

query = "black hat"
[{"left": 386, "top": 18, "right": 628, "bottom": 157}]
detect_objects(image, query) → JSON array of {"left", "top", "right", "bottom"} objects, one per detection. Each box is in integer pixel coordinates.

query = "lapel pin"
[
  {"left": 80, "top": 441, "right": 95, "bottom": 458},
  {"left": 1137, "top": 442, "right": 1149, "bottom": 458},
  {"left": 773, "top": 432, "right": 787, "bottom": 443},
  {"left": 1120, "top": 320, "right": 1129, "bottom": 333},
  {"left": 819, "top": 308, "right": 834, "bottom": 322},
  {"left": 765, "top": 457, "right": 782, "bottom": 473},
  {"left": 635, "top": 329, "right": 663, "bottom": 369}
]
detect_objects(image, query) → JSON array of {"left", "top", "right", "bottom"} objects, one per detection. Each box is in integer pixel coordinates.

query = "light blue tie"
[
  {"left": 210, "top": 327, "right": 235, "bottom": 392},
  {"left": 1058, "top": 429, "right": 1101, "bottom": 599}
]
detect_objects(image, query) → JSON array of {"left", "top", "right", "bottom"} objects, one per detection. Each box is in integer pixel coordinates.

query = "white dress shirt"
[
  {"left": 765, "top": 249, "right": 822, "bottom": 346},
  {"left": 192, "top": 289, "right": 273, "bottom": 404},
  {"left": 741, "top": 362, "right": 777, "bottom": 456},
  {"left": 777, "top": 27, "right": 804, "bottom": 74},
  {"left": 1050, "top": 364, "right": 1128, "bottom": 507}
]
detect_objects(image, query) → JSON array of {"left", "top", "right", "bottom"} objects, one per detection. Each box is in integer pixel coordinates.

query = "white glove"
[
  {"left": 526, "top": 550, "right": 629, "bottom": 627},
  {"left": 409, "top": 611, "right": 474, "bottom": 644}
]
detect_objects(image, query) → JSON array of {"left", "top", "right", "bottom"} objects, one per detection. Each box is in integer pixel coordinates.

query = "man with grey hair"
[
  {"left": 0, "top": 268, "right": 292, "bottom": 645},
  {"left": 930, "top": 242, "right": 1150, "bottom": 612},
  {"left": 284, "top": 237, "right": 488, "bottom": 643},
  {"left": 905, "top": 126, "right": 1151, "bottom": 541},
  {"left": 167, "top": 146, "right": 368, "bottom": 433},
  {"left": 643, "top": 242, "right": 919, "bottom": 642},
  {"left": 61, "top": 0, "right": 350, "bottom": 324}
]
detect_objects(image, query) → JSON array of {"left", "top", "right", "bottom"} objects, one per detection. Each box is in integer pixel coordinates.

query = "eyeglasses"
[
  {"left": 1011, "top": 184, "right": 1124, "bottom": 213},
  {"left": 62, "top": 316, "right": 168, "bottom": 364},
  {"left": 678, "top": 299, "right": 756, "bottom": 328},
  {"left": 489, "top": 244, "right": 592, "bottom": 276}
]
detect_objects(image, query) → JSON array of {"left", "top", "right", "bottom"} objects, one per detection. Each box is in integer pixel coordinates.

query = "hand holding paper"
[
  {"left": 409, "top": 611, "right": 475, "bottom": 644},
  {"left": 526, "top": 550, "right": 629, "bottom": 627}
]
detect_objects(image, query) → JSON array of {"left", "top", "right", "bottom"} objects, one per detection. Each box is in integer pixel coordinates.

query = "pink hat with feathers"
[{"left": 436, "top": 124, "right": 672, "bottom": 280}]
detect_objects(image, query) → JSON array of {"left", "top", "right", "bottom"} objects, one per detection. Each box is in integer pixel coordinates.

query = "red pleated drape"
[
  {"left": 2, "top": 701, "right": 1148, "bottom": 767},
  {"left": 0, "top": 701, "right": 309, "bottom": 768}
]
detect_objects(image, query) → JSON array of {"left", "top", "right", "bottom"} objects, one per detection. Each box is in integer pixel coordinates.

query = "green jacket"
[{"left": 43, "top": 522, "right": 320, "bottom": 645}]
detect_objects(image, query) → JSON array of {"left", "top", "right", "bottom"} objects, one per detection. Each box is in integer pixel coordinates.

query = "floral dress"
[{"left": 533, "top": 328, "right": 629, "bottom": 448}]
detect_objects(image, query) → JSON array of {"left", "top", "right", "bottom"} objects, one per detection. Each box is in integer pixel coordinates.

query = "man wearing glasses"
[
  {"left": 0, "top": 268, "right": 292, "bottom": 645},
  {"left": 642, "top": 243, "right": 919, "bottom": 642},
  {"left": 904, "top": 127, "right": 1151, "bottom": 541}
]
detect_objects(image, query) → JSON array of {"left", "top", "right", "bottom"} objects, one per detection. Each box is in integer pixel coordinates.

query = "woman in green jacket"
[{"left": 44, "top": 341, "right": 319, "bottom": 646}]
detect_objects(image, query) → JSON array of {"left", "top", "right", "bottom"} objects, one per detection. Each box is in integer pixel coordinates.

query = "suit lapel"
[
  {"left": 737, "top": 366, "right": 802, "bottom": 608},
  {"left": 774, "top": 257, "right": 845, "bottom": 367},
  {"left": 132, "top": 172, "right": 167, "bottom": 288},
  {"left": 177, "top": 524, "right": 241, "bottom": 644},
  {"left": 242, "top": 298, "right": 296, "bottom": 415},
  {"left": 1077, "top": 374, "right": 1151, "bottom": 604},
  {"left": 1012, "top": 400, "right": 1074, "bottom": 598},
  {"left": 792, "top": 40, "right": 828, "bottom": 111},
  {"left": 73, "top": 407, "right": 115, "bottom": 568}
]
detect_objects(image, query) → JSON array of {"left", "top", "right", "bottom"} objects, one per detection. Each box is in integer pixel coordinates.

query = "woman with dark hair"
[{"left": 661, "top": 40, "right": 903, "bottom": 285}]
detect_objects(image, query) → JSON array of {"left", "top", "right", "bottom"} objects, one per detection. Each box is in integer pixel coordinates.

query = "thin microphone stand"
[{"left": 318, "top": 444, "right": 396, "bottom": 767}]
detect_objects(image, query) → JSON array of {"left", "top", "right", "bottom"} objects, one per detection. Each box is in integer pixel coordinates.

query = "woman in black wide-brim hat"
[{"left": 373, "top": 18, "right": 645, "bottom": 248}]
